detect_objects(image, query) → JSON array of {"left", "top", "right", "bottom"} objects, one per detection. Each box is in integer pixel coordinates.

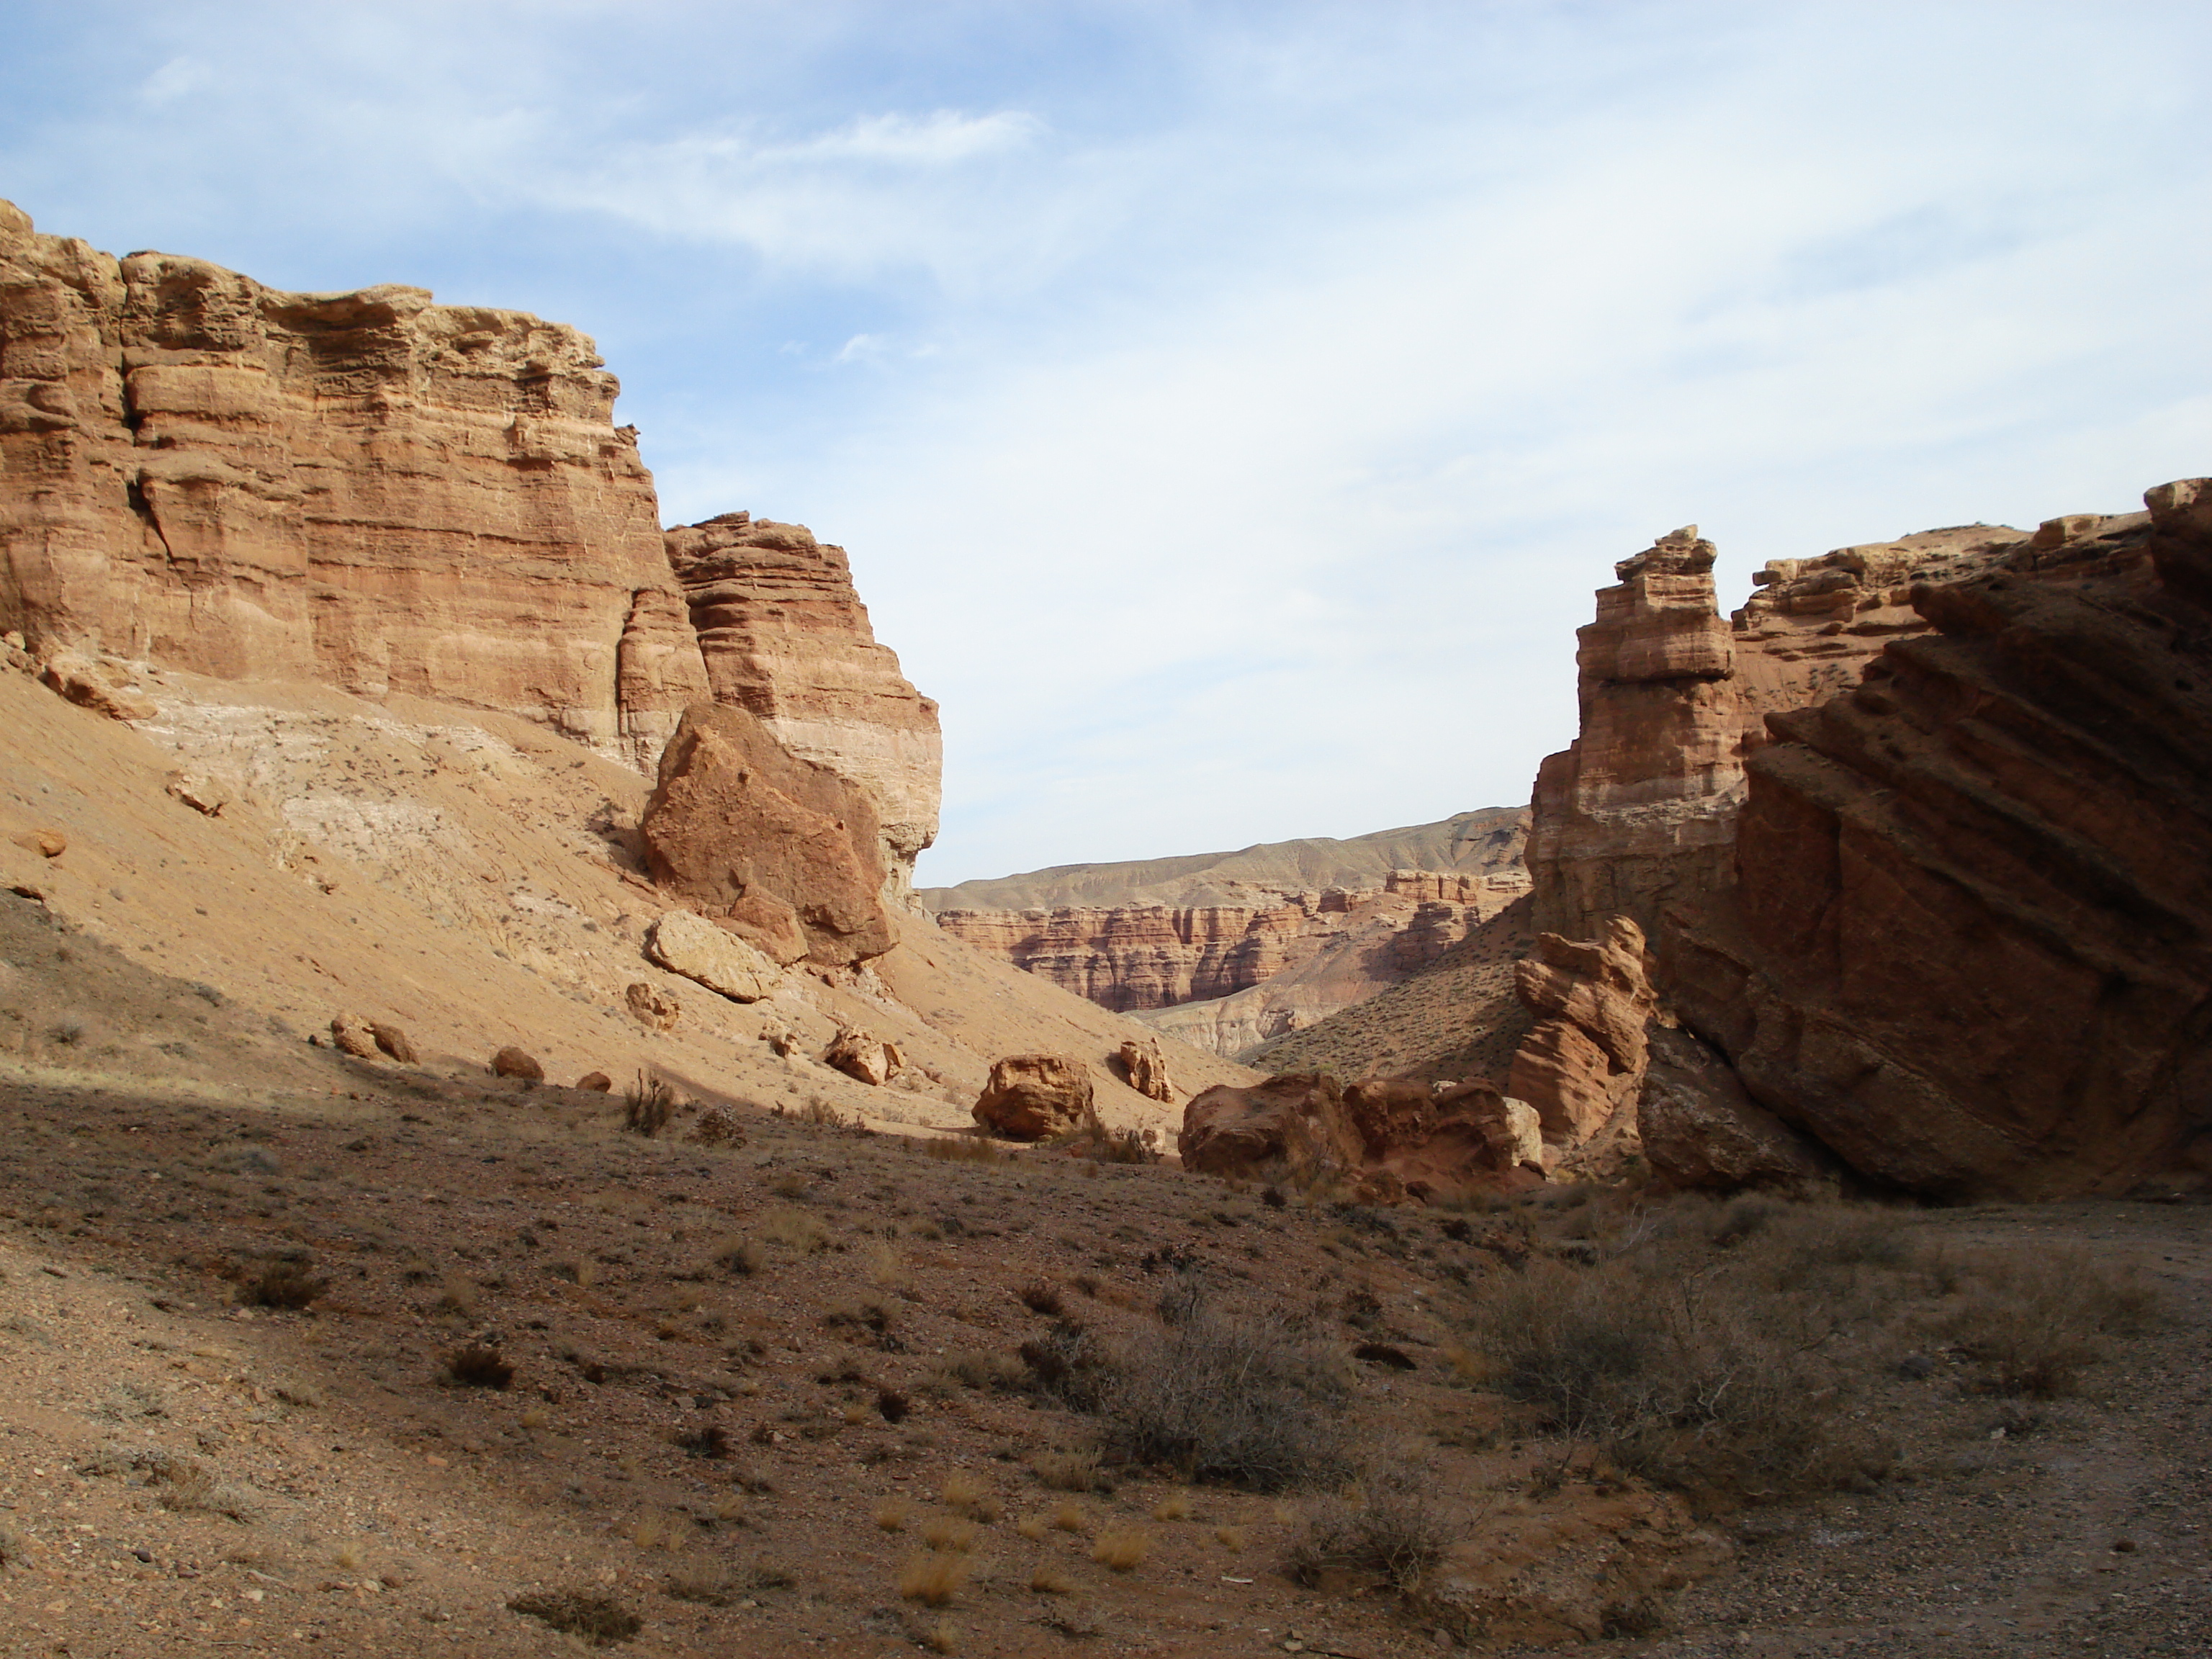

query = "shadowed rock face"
[
  {"left": 0, "top": 199, "right": 704, "bottom": 768},
  {"left": 664, "top": 512, "right": 940, "bottom": 893},
  {"left": 639, "top": 701, "right": 894, "bottom": 970},
  {"left": 1663, "top": 485, "right": 2212, "bottom": 1198}
]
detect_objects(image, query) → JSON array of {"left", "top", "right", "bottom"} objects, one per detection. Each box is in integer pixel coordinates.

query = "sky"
[{"left": 3, "top": 1, "right": 2208, "bottom": 886}]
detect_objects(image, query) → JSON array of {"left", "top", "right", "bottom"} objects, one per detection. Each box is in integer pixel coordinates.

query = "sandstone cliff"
[
  {"left": 0, "top": 199, "right": 705, "bottom": 768},
  {"left": 1661, "top": 487, "right": 2212, "bottom": 1197}
]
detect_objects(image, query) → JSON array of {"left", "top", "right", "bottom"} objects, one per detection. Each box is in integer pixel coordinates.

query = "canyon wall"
[
  {"left": 0, "top": 199, "right": 938, "bottom": 892},
  {"left": 935, "top": 868, "right": 1528, "bottom": 1023},
  {"left": 1663, "top": 489, "right": 2212, "bottom": 1197}
]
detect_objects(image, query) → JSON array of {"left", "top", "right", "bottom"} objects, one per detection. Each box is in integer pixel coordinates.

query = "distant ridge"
[{"left": 917, "top": 807, "right": 1528, "bottom": 913}]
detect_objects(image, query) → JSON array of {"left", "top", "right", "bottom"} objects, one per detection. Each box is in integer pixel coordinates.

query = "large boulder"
[
  {"left": 974, "top": 1054, "right": 1095, "bottom": 1140},
  {"left": 640, "top": 702, "right": 895, "bottom": 969},
  {"left": 644, "top": 909, "right": 782, "bottom": 1003},
  {"left": 1178, "top": 1074, "right": 1364, "bottom": 1181},
  {"left": 824, "top": 1028, "right": 895, "bottom": 1087},
  {"left": 1637, "top": 1027, "right": 1833, "bottom": 1192}
]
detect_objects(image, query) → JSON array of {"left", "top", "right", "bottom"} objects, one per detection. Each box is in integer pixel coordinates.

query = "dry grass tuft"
[
  {"left": 244, "top": 1257, "right": 326, "bottom": 1310},
  {"left": 1030, "top": 1561, "right": 1074, "bottom": 1594},
  {"left": 941, "top": 1471, "right": 1000, "bottom": 1521},
  {"left": 1151, "top": 1491, "right": 1193, "bottom": 1522},
  {"left": 1092, "top": 1527, "right": 1149, "bottom": 1571},
  {"left": 1016, "top": 1280, "right": 1065, "bottom": 1316},
  {"left": 898, "top": 1551, "right": 969, "bottom": 1606},
  {"left": 924, "top": 1133, "right": 1002, "bottom": 1164},
  {"left": 760, "top": 1207, "right": 835, "bottom": 1254},
  {"left": 1030, "top": 1449, "right": 1102, "bottom": 1492},
  {"left": 1051, "top": 1501, "right": 1089, "bottom": 1534},
  {"left": 1214, "top": 1524, "right": 1246, "bottom": 1551},
  {"left": 921, "top": 1516, "right": 979, "bottom": 1552},
  {"left": 876, "top": 1498, "right": 911, "bottom": 1532}
]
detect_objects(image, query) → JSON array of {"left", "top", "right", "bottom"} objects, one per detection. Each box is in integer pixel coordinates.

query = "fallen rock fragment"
[
  {"left": 164, "top": 771, "right": 228, "bottom": 817},
  {"left": 824, "top": 1028, "right": 894, "bottom": 1087},
  {"left": 974, "top": 1053, "right": 1095, "bottom": 1140},
  {"left": 492, "top": 1046, "right": 544, "bottom": 1082},
  {"left": 1637, "top": 1027, "right": 1833, "bottom": 1192},
  {"left": 328, "top": 1014, "right": 378, "bottom": 1059},
  {"left": 10, "top": 828, "right": 65, "bottom": 859},
  {"left": 370, "top": 1022, "right": 418, "bottom": 1064},
  {"left": 644, "top": 909, "right": 781, "bottom": 1003},
  {"left": 1117, "top": 1035, "right": 1174, "bottom": 1102},
  {"left": 39, "top": 651, "right": 156, "bottom": 721},
  {"left": 625, "top": 981, "right": 681, "bottom": 1031},
  {"left": 576, "top": 1071, "right": 613, "bottom": 1093},
  {"left": 1179, "top": 1073, "right": 1362, "bottom": 1180}
]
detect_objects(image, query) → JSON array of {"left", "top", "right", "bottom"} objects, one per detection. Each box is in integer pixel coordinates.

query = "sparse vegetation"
[
  {"left": 445, "top": 1344, "right": 516, "bottom": 1389},
  {"left": 508, "top": 1589, "right": 640, "bottom": 1645},
  {"left": 1092, "top": 1526, "right": 1149, "bottom": 1570},
  {"left": 1287, "top": 1476, "right": 1452, "bottom": 1591},
  {"left": 243, "top": 1256, "right": 326, "bottom": 1310},
  {"left": 623, "top": 1071, "right": 675, "bottom": 1137}
]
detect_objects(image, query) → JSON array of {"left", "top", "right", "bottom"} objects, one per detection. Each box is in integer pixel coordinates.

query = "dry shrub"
[
  {"left": 1214, "top": 1524, "right": 1246, "bottom": 1551},
  {"left": 1051, "top": 1501, "right": 1089, "bottom": 1533},
  {"left": 446, "top": 1344, "right": 516, "bottom": 1389},
  {"left": 1287, "top": 1475, "right": 1452, "bottom": 1591},
  {"left": 711, "top": 1237, "right": 764, "bottom": 1276},
  {"left": 1092, "top": 1527, "right": 1148, "bottom": 1571},
  {"left": 1017, "top": 1280, "right": 1066, "bottom": 1316},
  {"left": 245, "top": 1258, "right": 326, "bottom": 1310},
  {"left": 941, "top": 1472, "right": 999, "bottom": 1521},
  {"left": 624, "top": 1073, "right": 674, "bottom": 1138},
  {"left": 1055, "top": 1123, "right": 1161, "bottom": 1164},
  {"left": 876, "top": 1499, "right": 911, "bottom": 1532},
  {"left": 1152, "top": 1491, "right": 1193, "bottom": 1521},
  {"left": 935, "top": 1350, "right": 1026, "bottom": 1393},
  {"left": 1092, "top": 1292, "right": 1349, "bottom": 1491},
  {"left": 129, "top": 1449, "right": 258, "bottom": 1521},
  {"left": 1016, "top": 1514, "right": 1049, "bottom": 1541},
  {"left": 1030, "top": 1561, "right": 1073, "bottom": 1593},
  {"left": 1947, "top": 1248, "right": 2158, "bottom": 1397},
  {"left": 899, "top": 1551, "right": 968, "bottom": 1606},
  {"left": 508, "top": 1588, "right": 640, "bottom": 1645}
]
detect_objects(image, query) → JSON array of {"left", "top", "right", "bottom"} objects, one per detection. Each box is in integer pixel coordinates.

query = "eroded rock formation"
[
  {"left": 639, "top": 702, "right": 894, "bottom": 970},
  {"left": 1661, "top": 487, "right": 2212, "bottom": 1197},
  {"left": 0, "top": 199, "right": 704, "bottom": 767},
  {"left": 1506, "top": 917, "right": 1658, "bottom": 1150},
  {"left": 665, "top": 512, "right": 941, "bottom": 890}
]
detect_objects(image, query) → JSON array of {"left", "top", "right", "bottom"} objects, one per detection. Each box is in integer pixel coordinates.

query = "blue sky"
[{"left": 4, "top": 1, "right": 2208, "bottom": 884}]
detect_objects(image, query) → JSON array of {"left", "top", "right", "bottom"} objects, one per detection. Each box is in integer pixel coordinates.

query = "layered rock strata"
[
  {"left": 1528, "top": 521, "right": 2026, "bottom": 941},
  {"left": 1661, "top": 486, "right": 2212, "bottom": 1197},
  {"left": 665, "top": 512, "right": 940, "bottom": 889},
  {"left": 0, "top": 199, "right": 704, "bottom": 768},
  {"left": 1506, "top": 917, "right": 1658, "bottom": 1149},
  {"left": 936, "top": 868, "right": 1525, "bottom": 1020}
]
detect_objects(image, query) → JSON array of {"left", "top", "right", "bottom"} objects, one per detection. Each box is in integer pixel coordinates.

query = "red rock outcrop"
[
  {"left": 1660, "top": 485, "right": 2212, "bottom": 1198},
  {"left": 1527, "top": 522, "right": 2026, "bottom": 942},
  {"left": 639, "top": 701, "right": 894, "bottom": 969},
  {"left": 665, "top": 512, "right": 940, "bottom": 890},
  {"left": 973, "top": 1053, "right": 1095, "bottom": 1138},
  {"left": 1505, "top": 917, "right": 1658, "bottom": 1148},
  {"left": 0, "top": 199, "right": 707, "bottom": 768},
  {"left": 1179, "top": 1071, "right": 1542, "bottom": 1199}
]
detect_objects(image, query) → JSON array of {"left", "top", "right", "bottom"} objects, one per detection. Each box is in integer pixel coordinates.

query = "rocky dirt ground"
[{"left": 1, "top": 996, "right": 2203, "bottom": 1658}]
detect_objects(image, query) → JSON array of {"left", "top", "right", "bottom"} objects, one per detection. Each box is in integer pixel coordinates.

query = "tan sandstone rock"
[
  {"left": 39, "top": 652, "right": 156, "bottom": 722},
  {"left": 644, "top": 909, "right": 782, "bottom": 1003},
  {"left": 12, "top": 828, "right": 65, "bottom": 859},
  {"left": 624, "top": 981, "right": 681, "bottom": 1031},
  {"left": 576, "top": 1071, "right": 613, "bottom": 1093},
  {"left": 164, "top": 770, "right": 228, "bottom": 817},
  {"left": 1117, "top": 1035, "right": 1174, "bottom": 1102},
  {"left": 329, "top": 1013, "right": 378, "bottom": 1059},
  {"left": 1179, "top": 1073, "right": 1364, "bottom": 1182},
  {"left": 973, "top": 1054, "right": 1096, "bottom": 1140},
  {"left": 641, "top": 702, "right": 894, "bottom": 968},
  {"left": 824, "top": 1028, "right": 895, "bottom": 1087}
]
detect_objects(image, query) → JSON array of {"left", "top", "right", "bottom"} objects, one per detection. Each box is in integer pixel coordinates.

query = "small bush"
[
  {"left": 1017, "top": 1280, "right": 1065, "bottom": 1316},
  {"left": 508, "top": 1589, "right": 640, "bottom": 1645},
  {"left": 245, "top": 1259, "right": 326, "bottom": 1310},
  {"left": 624, "top": 1073, "right": 675, "bottom": 1137},
  {"left": 674, "top": 1425, "right": 732, "bottom": 1460},
  {"left": 1947, "top": 1249, "right": 2157, "bottom": 1397},
  {"left": 711, "top": 1237, "right": 764, "bottom": 1276},
  {"left": 924, "top": 1134, "right": 1002, "bottom": 1164},
  {"left": 1152, "top": 1491, "right": 1192, "bottom": 1521},
  {"left": 921, "top": 1516, "right": 978, "bottom": 1552},
  {"left": 1030, "top": 1562, "right": 1072, "bottom": 1593},
  {"left": 446, "top": 1345, "right": 516, "bottom": 1389},
  {"left": 760, "top": 1208, "right": 835, "bottom": 1254},
  {"left": 899, "top": 1551, "right": 968, "bottom": 1606},
  {"left": 941, "top": 1473, "right": 999, "bottom": 1521},
  {"left": 1287, "top": 1480, "right": 1452, "bottom": 1591},
  {"left": 1031, "top": 1449, "right": 1104, "bottom": 1492}
]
